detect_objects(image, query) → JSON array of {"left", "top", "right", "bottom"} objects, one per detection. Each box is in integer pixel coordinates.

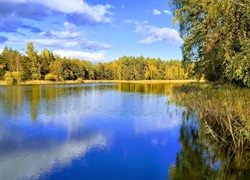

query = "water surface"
[
  {"left": 3, "top": 83, "right": 247, "bottom": 179},
  {"left": 0, "top": 83, "right": 186, "bottom": 180}
]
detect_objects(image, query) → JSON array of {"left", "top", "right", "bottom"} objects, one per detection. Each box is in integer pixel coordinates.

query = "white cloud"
[
  {"left": 139, "top": 26, "right": 183, "bottom": 44},
  {"left": 32, "top": 21, "right": 112, "bottom": 50},
  {"left": 4, "top": 0, "right": 113, "bottom": 25},
  {"left": 53, "top": 50, "right": 108, "bottom": 61},
  {"left": 66, "top": 3, "right": 113, "bottom": 25},
  {"left": 122, "top": 19, "right": 134, "bottom": 24},
  {"left": 41, "top": 0, "right": 87, "bottom": 13},
  {"left": 163, "top": 10, "right": 171, "bottom": 15},
  {"left": 153, "top": 9, "right": 161, "bottom": 16},
  {"left": 39, "top": 22, "right": 80, "bottom": 40},
  {"left": 125, "top": 20, "right": 183, "bottom": 45},
  {"left": 33, "top": 38, "right": 112, "bottom": 51},
  {"left": 6, "top": 0, "right": 111, "bottom": 14},
  {"left": 33, "top": 39, "right": 78, "bottom": 48},
  {"left": 123, "top": 19, "right": 148, "bottom": 25},
  {"left": 30, "top": 0, "right": 86, "bottom": 13}
]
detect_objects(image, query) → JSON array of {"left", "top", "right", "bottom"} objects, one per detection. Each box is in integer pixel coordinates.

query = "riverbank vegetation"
[
  {"left": 172, "top": 83, "right": 250, "bottom": 151},
  {"left": 170, "top": 0, "right": 250, "bottom": 87},
  {"left": 167, "top": 0, "right": 250, "bottom": 177},
  {"left": 0, "top": 42, "right": 194, "bottom": 85},
  {"left": 168, "top": 83, "right": 250, "bottom": 178}
]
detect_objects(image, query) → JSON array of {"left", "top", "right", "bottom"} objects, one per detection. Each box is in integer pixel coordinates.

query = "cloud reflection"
[{"left": 0, "top": 133, "right": 107, "bottom": 180}]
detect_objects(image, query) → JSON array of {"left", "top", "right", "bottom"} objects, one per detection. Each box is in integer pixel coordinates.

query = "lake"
[{"left": 0, "top": 83, "right": 249, "bottom": 179}]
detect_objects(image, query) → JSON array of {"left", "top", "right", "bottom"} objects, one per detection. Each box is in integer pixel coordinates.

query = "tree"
[
  {"left": 95, "top": 63, "right": 106, "bottom": 80},
  {"left": 26, "top": 42, "right": 41, "bottom": 80},
  {"left": 1, "top": 47, "right": 23, "bottom": 73},
  {"left": 1, "top": 42, "right": 191, "bottom": 81},
  {"left": 1, "top": 47, "right": 24, "bottom": 83},
  {"left": 49, "top": 56, "right": 63, "bottom": 81},
  {"left": 170, "top": 0, "right": 250, "bottom": 86},
  {"left": 0, "top": 55, "right": 4, "bottom": 79},
  {"left": 40, "top": 48, "right": 54, "bottom": 78}
]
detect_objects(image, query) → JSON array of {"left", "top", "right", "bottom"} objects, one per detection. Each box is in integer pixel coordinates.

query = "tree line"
[
  {"left": 169, "top": 0, "right": 250, "bottom": 87},
  {"left": 0, "top": 42, "right": 193, "bottom": 84}
]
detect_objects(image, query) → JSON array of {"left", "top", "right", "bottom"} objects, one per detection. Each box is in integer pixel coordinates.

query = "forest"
[
  {"left": 0, "top": 42, "right": 193, "bottom": 84},
  {"left": 2, "top": 0, "right": 249, "bottom": 86}
]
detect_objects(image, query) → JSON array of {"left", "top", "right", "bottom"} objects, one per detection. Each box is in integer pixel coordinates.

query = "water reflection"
[
  {"left": 0, "top": 134, "right": 107, "bottom": 180},
  {"left": 115, "top": 82, "right": 178, "bottom": 95},
  {"left": 0, "top": 84, "right": 113, "bottom": 121},
  {"left": 2, "top": 83, "right": 248, "bottom": 179},
  {"left": 0, "top": 84, "right": 113, "bottom": 179},
  {"left": 169, "top": 110, "right": 250, "bottom": 179},
  {"left": 114, "top": 83, "right": 250, "bottom": 179},
  {"left": 30, "top": 85, "right": 42, "bottom": 121},
  {"left": 169, "top": 112, "right": 221, "bottom": 179},
  {"left": 0, "top": 85, "right": 24, "bottom": 118},
  {"left": 0, "top": 83, "right": 182, "bottom": 179}
]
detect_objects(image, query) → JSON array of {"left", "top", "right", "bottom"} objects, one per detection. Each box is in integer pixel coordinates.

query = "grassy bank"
[
  {"left": 170, "top": 83, "right": 250, "bottom": 169},
  {"left": 0, "top": 80, "right": 79, "bottom": 85},
  {"left": 83, "top": 79, "right": 202, "bottom": 84},
  {"left": 168, "top": 82, "right": 250, "bottom": 178},
  {"left": 0, "top": 79, "right": 202, "bottom": 85}
]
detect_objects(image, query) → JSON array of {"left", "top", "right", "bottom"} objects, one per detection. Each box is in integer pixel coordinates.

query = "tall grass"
[{"left": 170, "top": 83, "right": 250, "bottom": 171}]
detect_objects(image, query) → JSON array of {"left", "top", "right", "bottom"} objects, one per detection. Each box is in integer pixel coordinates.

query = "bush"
[
  {"left": 4, "top": 71, "right": 22, "bottom": 84},
  {"left": 12, "top": 72, "right": 22, "bottom": 84},
  {"left": 76, "top": 78, "right": 83, "bottom": 83},
  {"left": 45, "top": 73, "right": 58, "bottom": 81}
]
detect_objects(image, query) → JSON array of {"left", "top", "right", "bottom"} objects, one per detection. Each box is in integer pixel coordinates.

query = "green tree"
[
  {"left": 40, "top": 48, "right": 54, "bottom": 79},
  {"left": 1, "top": 47, "right": 23, "bottom": 73},
  {"left": 1, "top": 47, "right": 24, "bottom": 83},
  {"left": 49, "top": 56, "right": 63, "bottom": 81},
  {"left": 26, "top": 42, "right": 41, "bottom": 80},
  {"left": 170, "top": 0, "right": 250, "bottom": 86},
  {"left": 1, "top": 42, "right": 192, "bottom": 82},
  {"left": 82, "top": 60, "right": 95, "bottom": 80},
  {"left": 95, "top": 63, "right": 106, "bottom": 80},
  {"left": 61, "top": 58, "right": 74, "bottom": 80}
]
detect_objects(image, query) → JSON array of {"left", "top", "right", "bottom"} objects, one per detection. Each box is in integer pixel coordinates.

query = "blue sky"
[{"left": 0, "top": 0, "right": 183, "bottom": 62}]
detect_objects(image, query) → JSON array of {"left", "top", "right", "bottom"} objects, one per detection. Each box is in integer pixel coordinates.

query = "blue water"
[{"left": 0, "top": 83, "right": 185, "bottom": 180}]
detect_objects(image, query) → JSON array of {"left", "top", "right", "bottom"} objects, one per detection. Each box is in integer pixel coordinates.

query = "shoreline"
[{"left": 0, "top": 79, "right": 203, "bottom": 85}]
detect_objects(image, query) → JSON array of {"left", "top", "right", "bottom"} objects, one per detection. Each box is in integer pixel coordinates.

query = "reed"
[{"left": 171, "top": 83, "right": 250, "bottom": 154}]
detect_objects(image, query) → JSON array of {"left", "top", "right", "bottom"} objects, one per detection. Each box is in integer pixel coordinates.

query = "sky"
[{"left": 0, "top": 0, "right": 183, "bottom": 62}]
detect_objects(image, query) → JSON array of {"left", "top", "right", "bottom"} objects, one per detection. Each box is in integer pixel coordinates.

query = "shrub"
[
  {"left": 4, "top": 71, "right": 22, "bottom": 84},
  {"left": 45, "top": 73, "right": 58, "bottom": 81},
  {"left": 76, "top": 78, "right": 83, "bottom": 83},
  {"left": 12, "top": 72, "right": 22, "bottom": 84}
]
